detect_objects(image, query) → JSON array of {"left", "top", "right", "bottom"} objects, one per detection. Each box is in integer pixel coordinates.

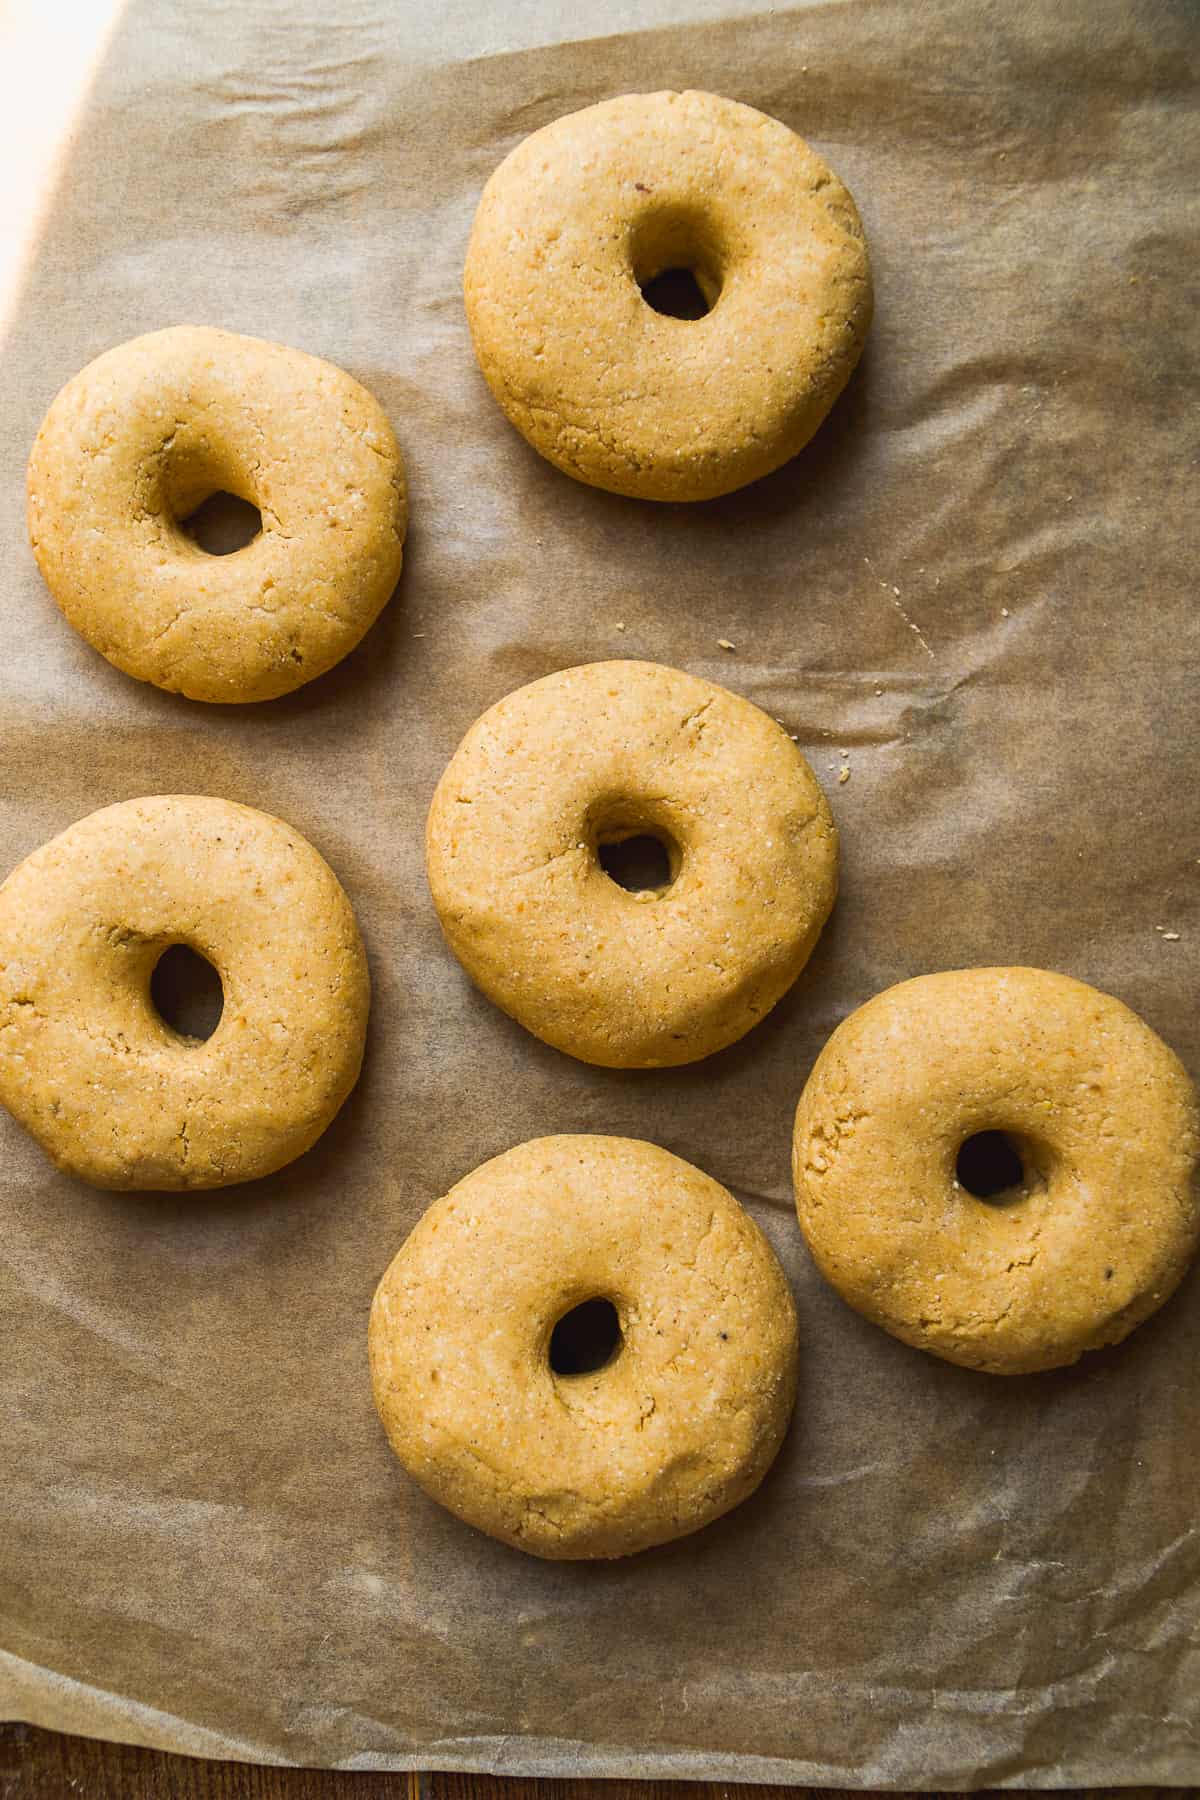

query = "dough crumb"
[
  {"left": 1162, "top": 931, "right": 1181, "bottom": 942},
  {"left": 615, "top": 621, "right": 626, "bottom": 632},
  {"left": 874, "top": 685, "right": 883, "bottom": 695},
  {"left": 838, "top": 767, "right": 850, "bottom": 784},
  {"left": 717, "top": 638, "right": 736, "bottom": 652},
  {"left": 1001, "top": 607, "right": 1010, "bottom": 617}
]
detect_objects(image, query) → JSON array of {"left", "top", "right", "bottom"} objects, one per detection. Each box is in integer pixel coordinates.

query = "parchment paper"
[{"left": 2, "top": 0, "right": 1198, "bottom": 1783}]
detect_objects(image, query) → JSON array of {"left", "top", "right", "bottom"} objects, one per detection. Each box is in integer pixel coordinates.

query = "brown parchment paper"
[{"left": 1, "top": 0, "right": 1198, "bottom": 1783}]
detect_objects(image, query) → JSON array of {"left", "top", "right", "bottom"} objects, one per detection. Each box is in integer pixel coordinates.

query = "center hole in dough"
[
  {"left": 150, "top": 944, "right": 224, "bottom": 1042},
  {"left": 179, "top": 491, "right": 263, "bottom": 555},
  {"left": 549, "top": 1297, "right": 623, "bottom": 1376},
  {"left": 598, "top": 832, "right": 674, "bottom": 893},
  {"left": 629, "top": 205, "right": 722, "bottom": 321},
  {"left": 639, "top": 267, "right": 712, "bottom": 319},
  {"left": 956, "top": 1130, "right": 1026, "bottom": 1203}
]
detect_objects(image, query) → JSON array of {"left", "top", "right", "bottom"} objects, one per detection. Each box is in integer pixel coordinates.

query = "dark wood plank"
[
  {"left": 0, "top": 1729, "right": 1190, "bottom": 1800},
  {"left": 0, "top": 1723, "right": 420, "bottom": 1798},
  {"left": 427, "top": 1780, "right": 1180, "bottom": 1800}
]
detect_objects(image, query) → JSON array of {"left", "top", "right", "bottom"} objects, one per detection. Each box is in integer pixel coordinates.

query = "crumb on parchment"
[{"left": 717, "top": 638, "right": 736, "bottom": 652}]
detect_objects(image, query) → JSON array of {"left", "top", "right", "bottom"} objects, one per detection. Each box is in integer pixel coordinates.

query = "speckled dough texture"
[
  {"left": 0, "top": 797, "right": 370, "bottom": 1190},
  {"left": 464, "top": 89, "right": 872, "bottom": 502},
  {"left": 369, "top": 1134, "right": 799, "bottom": 1560},
  {"left": 27, "top": 326, "right": 406, "bottom": 703},
  {"left": 793, "top": 967, "right": 1200, "bottom": 1375},
  {"left": 426, "top": 660, "right": 838, "bottom": 1068}
]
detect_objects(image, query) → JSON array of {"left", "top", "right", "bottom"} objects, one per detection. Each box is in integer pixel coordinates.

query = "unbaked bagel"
[
  {"left": 369, "top": 1134, "right": 799, "bottom": 1559},
  {"left": 465, "top": 89, "right": 872, "bottom": 501},
  {"left": 0, "top": 796, "right": 369, "bottom": 1189},
  {"left": 27, "top": 326, "right": 406, "bottom": 703},
  {"left": 792, "top": 967, "right": 1200, "bottom": 1374},
  {"left": 426, "top": 660, "right": 838, "bottom": 1067}
]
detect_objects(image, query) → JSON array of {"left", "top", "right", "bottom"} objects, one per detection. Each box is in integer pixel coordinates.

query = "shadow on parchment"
[{"left": 503, "top": 344, "right": 877, "bottom": 571}]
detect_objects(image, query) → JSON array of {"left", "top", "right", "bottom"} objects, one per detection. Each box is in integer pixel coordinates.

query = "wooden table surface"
[{"left": 0, "top": 1728, "right": 1185, "bottom": 1800}]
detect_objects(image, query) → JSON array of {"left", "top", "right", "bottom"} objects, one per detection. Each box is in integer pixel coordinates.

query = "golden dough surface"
[
  {"left": 0, "top": 796, "right": 370, "bottom": 1190},
  {"left": 27, "top": 325, "right": 406, "bottom": 703},
  {"left": 426, "top": 660, "right": 838, "bottom": 1068},
  {"left": 793, "top": 967, "right": 1200, "bottom": 1374},
  {"left": 369, "top": 1134, "right": 799, "bottom": 1559},
  {"left": 465, "top": 89, "right": 872, "bottom": 501}
]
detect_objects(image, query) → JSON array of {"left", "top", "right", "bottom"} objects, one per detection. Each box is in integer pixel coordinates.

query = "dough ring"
[
  {"left": 792, "top": 967, "right": 1200, "bottom": 1373},
  {"left": 0, "top": 797, "right": 369, "bottom": 1189},
  {"left": 465, "top": 90, "right": 872, "bottom": 501},
  {"left": 369, "top": 1134, "right": 799, "bottom": 1559},
  {"left": 426, "top": 660, "right": 838, "bottom": 1067},
  {"left": 27, "top": 326, "right": 406, "bottom": 702}
]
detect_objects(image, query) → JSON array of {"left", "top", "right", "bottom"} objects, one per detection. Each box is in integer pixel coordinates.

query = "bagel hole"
[
  {"left": 630, "top": 205, "right": 723, "bottom": 320},
  {"left": 639, "top": 267, "right": 711, "bottom": 319},
  {"left": 179, "top": 491, "right": 262, "bottom": 555},
  {"left": 549, "top": 1297, "right": 622, "bottom": 1377},
  {"left": 150, "top": 945, "right": 224, "bottom": 1042},
  {"left": 956, "top": 1130, "right": 1027, "bottom": 1204},
  {"left": 598, "top": 832, "right": 674, "bottom": 893}
]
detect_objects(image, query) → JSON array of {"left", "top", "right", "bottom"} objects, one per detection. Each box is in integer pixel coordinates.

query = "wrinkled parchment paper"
[{"left": 2, "top": 0, "right": 1198, "bottom": 1782}]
